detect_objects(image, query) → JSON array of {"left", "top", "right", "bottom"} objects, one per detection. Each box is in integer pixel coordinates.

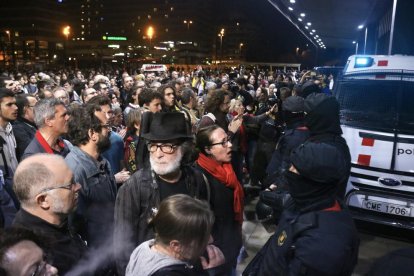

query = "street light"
[
  {"left": 147, "top": 26, "right": 154, "bottom": 46},
  {"left": 5, "top": 30, "right": 10, "bottom": 42},
  {"left": 62, "top": 26, "right": 70, "bottom": 41},
  {"left": 353, "top": 41, "right": 359, "bottom": 55},
  {"left": 218, "top": 28, "right": 224, "bottom": 64},
  {"left": 183, "top": 20, "right": 193, "bottom": 30},
  {"left": 239, "top": 43, "right": 244, "bottom": 59},
  {"left": 357, "top": 25, "right": 368, "bottom": 54}
]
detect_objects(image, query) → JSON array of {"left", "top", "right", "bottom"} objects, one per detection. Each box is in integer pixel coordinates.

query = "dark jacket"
[
  {"left": 12, "top": 118, "right": 37, "bottom": 160},
  {"left": 22, "top": 131, "right": 70, "bottom": 160},
  {"left": 65, "top": 147, "right": 117, "bottom": 249},
  {"left": 12, "top": 208, "right": 87, "bottom": 275},
  {"left": 114, "top": 166, "right": 208, "bottom": 276},
  {"left": 244, "top": 202, "right": 359, "bottom": 276},
  {"left": 266, "top": 121, "right": 310, "bottom": 188},
  {"left": 196, "top": 166, "right": 243, "bottom": 274}
]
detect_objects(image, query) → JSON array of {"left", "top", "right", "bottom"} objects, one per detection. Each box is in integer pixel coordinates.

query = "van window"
[{"left": 336, "top": 79, "right": 414, "bottom": 135}]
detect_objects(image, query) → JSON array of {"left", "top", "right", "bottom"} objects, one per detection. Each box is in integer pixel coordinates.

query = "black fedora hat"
[{"left": 141, "top": 112, "right": 192, "bottom": 141}]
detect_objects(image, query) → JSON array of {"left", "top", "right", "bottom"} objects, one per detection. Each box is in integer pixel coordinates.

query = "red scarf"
[
  {"left": 35, "top": 131, "right": 65, "bottom": 154},
  {"left": 197, "top": 153, "right": 244, "bottom": 224}
]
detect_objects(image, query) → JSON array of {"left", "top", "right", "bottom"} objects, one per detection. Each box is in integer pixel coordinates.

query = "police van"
[{"left": 334, "top": 55, "right": 414, "bottom": 229}]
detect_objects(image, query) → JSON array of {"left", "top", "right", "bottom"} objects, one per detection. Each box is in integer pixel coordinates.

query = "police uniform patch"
[{"left": 277, "top": 230, "right": 287, "bottom": 246}]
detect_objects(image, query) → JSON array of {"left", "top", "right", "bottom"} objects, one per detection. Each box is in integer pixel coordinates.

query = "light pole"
[
  {"left": 147, "top": 26, "right": 154, "bottom": 46},
  {"left": 62, "top": 26, "right": 70, "bottom": 67},
  {"left": 239, "top": 43, "right": 244, "bottom": 60},
  {"left": 183, "top": 20, "right": 193, "bottom": 30},
  {"left": 4, "top": 30, "right": 11, "bottom": 65},
  {"left": 353, "top": 41, "right": 359, "bottom": 55},
  {"left": 358, "top": 25, "right": 368, "bottom": 54},
  {"left": 5, "top": 30, "right": 10, "bottom": 42},
  {"left": 218, "top": 28, "right": 224, "bottom": 64}
]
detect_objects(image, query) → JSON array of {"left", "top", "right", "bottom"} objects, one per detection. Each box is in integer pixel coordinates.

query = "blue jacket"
[{"left": 65, "top": 146, "right": 117, "bottom": 249}]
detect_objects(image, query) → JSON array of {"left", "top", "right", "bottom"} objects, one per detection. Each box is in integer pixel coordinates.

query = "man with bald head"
[{"left": 12, "top": 154, "right": 87, "bottom": 275}]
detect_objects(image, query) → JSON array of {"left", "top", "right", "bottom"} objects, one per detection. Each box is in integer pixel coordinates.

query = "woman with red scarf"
[{"left": 196, "top": 125, "right": 244, "bottom": 275}]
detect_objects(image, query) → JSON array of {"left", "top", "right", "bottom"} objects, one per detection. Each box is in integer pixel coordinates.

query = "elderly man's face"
[
  {"left": 54, "top": 89, "right": 69, "bottom": 105},
  {"left": 149, "top": 141, "right": 183, "bottom": 176}
]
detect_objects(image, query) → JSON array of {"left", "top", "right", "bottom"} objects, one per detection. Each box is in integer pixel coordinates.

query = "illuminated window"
[
  {"left": 170, "top": 7, "right": 174, "bottom": 11},
  {"left": 153, "top": 8, "right": 157, "bottom": 12},
  {"left": 148, "top": 15, "right": 151, "bottom": 19},
  {"left": 165, "top": 28, "right": 169, "bottom": 32}
]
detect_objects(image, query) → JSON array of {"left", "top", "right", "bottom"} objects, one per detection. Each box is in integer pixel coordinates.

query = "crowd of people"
[{"left": 0, "top": 65, "right": 362, "bottom": 276}]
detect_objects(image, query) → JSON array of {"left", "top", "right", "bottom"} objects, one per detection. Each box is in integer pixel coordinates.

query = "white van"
[{"left": 335, "top": 55, "right": 414, "bottom": 229}]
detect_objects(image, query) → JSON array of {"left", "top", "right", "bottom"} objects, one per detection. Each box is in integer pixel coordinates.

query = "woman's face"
[
  {"left": 207, "top": 128, "right": 232, "bottom": 163},
  {"left": 249, "top": 76, "right": 255, "bottom": 85},
  {"left": 234, "top": 100, "right": 245, "bottom": 115}
]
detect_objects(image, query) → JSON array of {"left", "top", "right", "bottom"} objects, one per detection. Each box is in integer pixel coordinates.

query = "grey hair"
[{"left": 33, "top": 98, "right": 65, "bottom": 128}]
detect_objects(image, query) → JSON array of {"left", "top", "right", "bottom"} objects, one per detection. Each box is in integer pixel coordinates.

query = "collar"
[
  {"left": 17, "top": 117, "right": 37, "bottom": 129},
  {"left": 15, "top": 208, "right": 68, "bottom": 232},
  {"left": 0, "top": 122, "right": 13, "bottom": 135},
  {"left": 35, "top": 131, "right": 65, "bottom": 154},
  {"left": 69, "top": 146, "right": 108, "bottom": 178}
]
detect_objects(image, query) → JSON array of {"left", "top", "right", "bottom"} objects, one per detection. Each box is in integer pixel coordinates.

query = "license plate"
[{"left": 362, "top": 200, "right": 411, "bottom": 217}]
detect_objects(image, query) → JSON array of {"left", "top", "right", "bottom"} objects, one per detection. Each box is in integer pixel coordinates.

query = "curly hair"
[
  {"left": 67, "top": 106, "right": 103, "bottom": 146},
  {"left": 205, "top": 89, "right": 229, "bottom": 114}
]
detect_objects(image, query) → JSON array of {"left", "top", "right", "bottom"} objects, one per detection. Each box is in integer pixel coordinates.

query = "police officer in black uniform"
[{"left": 244, "top": 142, "right": 360, "bottom": 276}]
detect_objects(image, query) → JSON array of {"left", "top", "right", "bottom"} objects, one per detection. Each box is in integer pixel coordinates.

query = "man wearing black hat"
[
  {"left": 113, "top": 112, "right": 209, "bottom": 276},
  {"left": 244, "top": 142, "right": 359, "bottom": 276}
]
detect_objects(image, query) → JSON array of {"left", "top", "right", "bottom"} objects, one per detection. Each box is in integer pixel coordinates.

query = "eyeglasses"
[
  {"left": 210, "top": 137, "right": 231, "bottom": 148},
  {"left": 147, "top": 143, "right": 179, "bottom": 154},
  {"left": 57, "top": 96, "right": 68, "bottom": 100},
  {"left": 36, "top": 178, "right": 76, "bottom": 195}
]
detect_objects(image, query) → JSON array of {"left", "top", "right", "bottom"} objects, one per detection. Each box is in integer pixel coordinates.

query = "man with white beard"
[{"left": 113, "top": 112, "right": 209, "bottom": 276}]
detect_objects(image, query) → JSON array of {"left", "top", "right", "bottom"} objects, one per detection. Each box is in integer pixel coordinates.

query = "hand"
[
  {"left": 115, "top": 169, "right": 130, "bottom": 184},
  {"left": 228, "top": 115, "right": 243, "bottom": 133},
  {"left": 200, "top": 245, "right": 225, "bottom": 270},
  {"left": 118, "top": 128, "right": 127, "bottom": 139},
  {"left": 269, "top": 104, "right": 278, "bottom": 115},
  {"left": 266, "top": 184, "right": 278, "bottom": 191}
]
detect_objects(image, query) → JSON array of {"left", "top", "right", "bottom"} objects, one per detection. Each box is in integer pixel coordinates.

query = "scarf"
[
  {"left": 35, "top": 131, "right": 65, "bottom": 154},
  {"left": 197, "top": 153, "right": 244, "bottom": 223}
]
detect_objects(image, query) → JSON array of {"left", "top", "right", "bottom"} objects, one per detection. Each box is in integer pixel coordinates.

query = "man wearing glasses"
[
  {"left": 12, "top": 154, "right": 85, "bottom": 275},
  {"left": 114, "top": 112, "right": 209, "bottom": 276},
  {"left": 0, "top": 227, "right": 58, "bottom": 276}
]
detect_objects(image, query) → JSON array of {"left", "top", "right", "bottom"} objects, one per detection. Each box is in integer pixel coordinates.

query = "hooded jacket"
[{"left": 304, "top": 93, "right": 351, "bottom": 198}]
